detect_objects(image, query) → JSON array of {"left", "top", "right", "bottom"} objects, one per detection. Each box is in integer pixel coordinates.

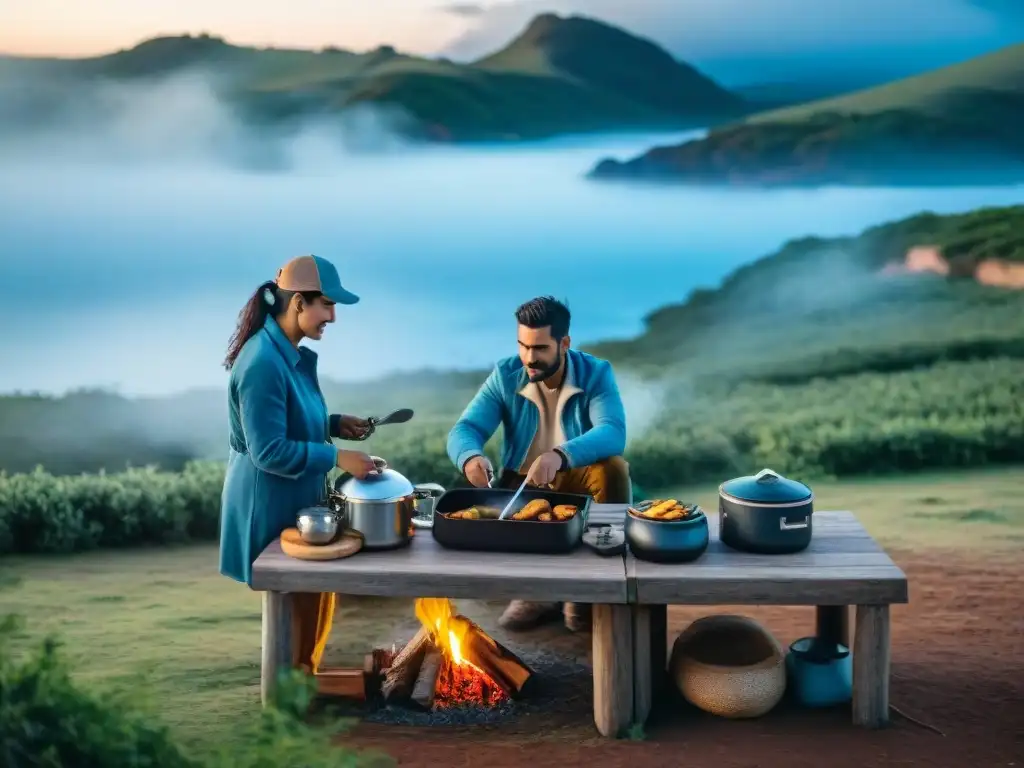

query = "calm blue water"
[{"left": 3, "top": 127, "right": 1024, "bottom": 395}]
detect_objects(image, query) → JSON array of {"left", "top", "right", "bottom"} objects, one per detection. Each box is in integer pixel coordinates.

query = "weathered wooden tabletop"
[
  {"left": 252, "top": 506, "right": 905, "bottom": 606},
  {"left": 250, "top": 520, "right": 629, "bottom": 603},
  {"left": 624, "top": 511, "right": 908, "bottom": 605}
]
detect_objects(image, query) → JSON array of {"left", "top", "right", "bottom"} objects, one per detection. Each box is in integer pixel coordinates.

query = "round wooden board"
[{"left": 280, "top": 528, "right": 364, "bottom": 561}]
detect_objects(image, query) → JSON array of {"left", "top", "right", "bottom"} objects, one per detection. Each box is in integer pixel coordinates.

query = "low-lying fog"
[{"left": 2, "top": 72, "right": 1022, "bottom": 395}]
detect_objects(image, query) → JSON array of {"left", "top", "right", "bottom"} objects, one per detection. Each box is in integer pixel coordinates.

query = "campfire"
[{"left": 378, "top": 597, "right": 534, "bottom": 711}]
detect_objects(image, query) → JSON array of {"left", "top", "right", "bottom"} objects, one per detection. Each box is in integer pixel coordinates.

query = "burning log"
[
  {"left": 381, "top": 626, "right": 431, "bottom": 701},
  {"left": 411, "top": 649, "right": 443, "bottom": 710},
  {"left": 448, "top": 615, "right": 532, "bottom": 697},
  {"left": 363, "top": 648, "right": 395, "bottom": 699},
  {"left": 415, "top": 597, "right": 534, "bottom": 709}
]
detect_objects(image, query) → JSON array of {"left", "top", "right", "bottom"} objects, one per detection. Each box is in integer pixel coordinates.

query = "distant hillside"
[
  {"left": 730, "top": 81, "right": 868, "bottom": 110},
  {"left": 586, "top": 205, "right": 1024, "bottom": 374},
  {"left": 0, "top": 15, "right": 747, "bottom": 143},
  {"left": 588, "top": 42, "right": 1024, "bottom": 186},
  {"left": 475, "top": 14, "right": 743, "bottom": 120},
  {"left": 748, "top": 41, "right": 1024, "bottom": 123},
  {"left": 2, "top": 205, "right": 1024, "bottom": 482}
]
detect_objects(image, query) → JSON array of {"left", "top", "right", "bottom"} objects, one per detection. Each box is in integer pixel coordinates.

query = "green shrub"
[
  {"left": 0, "top": 462, "right": 225, "bottom": 555},
  {"left": 1, "top": 359, "right": 1022, "bottom": 555},
  {"left": 0, "top": 614, "right": 390, "bottom": 768}
]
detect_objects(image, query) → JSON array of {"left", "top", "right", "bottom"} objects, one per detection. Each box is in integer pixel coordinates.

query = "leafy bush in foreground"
[{"left": 0, "top": 614, "right": 389, "bottom": 768}]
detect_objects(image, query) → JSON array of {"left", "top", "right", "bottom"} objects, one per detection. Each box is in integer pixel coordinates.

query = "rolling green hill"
[
  {"left": 585, "top": 205, "right": 1024, "bottom": 374},
  {"left": 589, "top": 42, "right": 1024, "bottom": 186},
  {"left": 2, "top": 205, "right": 1023, "bottom": 488},
  {"left": 475, "top": 14, "right": 743, "bottom": 118},
  {"left": 0, "top": 15, "right": 746, "bottom": 142},
  {"left": 748, "top": 41, "right": 1024, "bottom": 123}
]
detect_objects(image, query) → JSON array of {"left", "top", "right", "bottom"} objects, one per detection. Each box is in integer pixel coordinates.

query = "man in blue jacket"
[{"left": 447, "top": 296, "right": 632, "bottom": 633}]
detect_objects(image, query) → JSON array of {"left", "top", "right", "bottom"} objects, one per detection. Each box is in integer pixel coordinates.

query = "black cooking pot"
[
  {"left": 625, "top": 504, "right": 709, "bottom": 563},
  {"left": 718, "top": 468, "right": 813, "bottom": 554}
]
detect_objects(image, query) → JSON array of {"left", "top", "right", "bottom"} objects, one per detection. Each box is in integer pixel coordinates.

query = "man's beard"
[{"left": 527, "top": 354, "right": 562, "bottom": 383}]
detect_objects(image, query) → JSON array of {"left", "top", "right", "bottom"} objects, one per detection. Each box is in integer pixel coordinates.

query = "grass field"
[{"left": 2, "top": 466, "right": 1021, "bottom": 752}]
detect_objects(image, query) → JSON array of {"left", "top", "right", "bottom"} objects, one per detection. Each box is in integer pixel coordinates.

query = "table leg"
[
  {"left": 631, "top": 603, "right": 668, "bottom": 727},
  {"left": 261, "top": 590, "right": 295, "bottom": 707},
  {"left": 650, "top": 603, "right": 667, "bottom": 694},
  {"left": 815, "top": 605, "right": 849, "bottom": 646},
  {"left": 852, "top": 604, "right": 890, "bottom": 728},
  {"left": 593, "top": 604, "right": 633, "bottom": 737}
]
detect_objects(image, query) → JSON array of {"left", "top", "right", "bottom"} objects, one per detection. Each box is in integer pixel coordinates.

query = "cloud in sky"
[{"left": 438, "top": 3, "right": 487, "bottom": 17}]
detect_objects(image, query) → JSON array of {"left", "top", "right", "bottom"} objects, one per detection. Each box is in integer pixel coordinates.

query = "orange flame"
[
  {"left": 415, "top": 597, "right": 473, "bottom": 669},
  {"left": 413, "top": 597, "right": 509, "bottom": 708}
]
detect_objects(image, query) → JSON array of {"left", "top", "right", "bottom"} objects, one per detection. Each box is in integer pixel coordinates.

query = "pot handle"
[
  {"left": 412, "top": 483, "right": 445, "bottom": 500},
  {"left": 327, "top": 492, "right": 349, "bottom": 528},
  {"left": 779, "top": 515, "right": 809, "bottom": 530},
  {"left": 351, "top": 416, "right": 378, "bottom": 441},
  {"left": 755, "top": 468, "right": 781, "bottom": 484}
]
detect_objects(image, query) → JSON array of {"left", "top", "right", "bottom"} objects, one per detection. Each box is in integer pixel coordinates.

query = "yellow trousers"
[{"left": 292, "top": 592, "right": 336, "bottom": 672}]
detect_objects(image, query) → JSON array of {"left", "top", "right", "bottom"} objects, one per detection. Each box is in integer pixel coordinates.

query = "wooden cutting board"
[{"left": 280, "top": 528, "right": 363, "bottom": 561}]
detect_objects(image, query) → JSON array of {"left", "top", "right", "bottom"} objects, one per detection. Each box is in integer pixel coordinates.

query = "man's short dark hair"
[{"left": 515, "top": 296, "right": 571, "bottom": 340}]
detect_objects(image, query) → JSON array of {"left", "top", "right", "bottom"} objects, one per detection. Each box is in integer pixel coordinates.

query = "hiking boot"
[
  {"left": 563, "top": 602, "right": 592, "bottom": 633},
  {"left": 498, "top": 600, "right": 562, "bottom": 631}
]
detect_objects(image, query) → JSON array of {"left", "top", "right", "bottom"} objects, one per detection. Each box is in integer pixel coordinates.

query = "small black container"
[
  {"left": 432, "top": 487, "right": 591, "bottom": 554},
  {"left": 719, "top": 468, "right": 814, "bottom": 554},
  {"left": 625, "top": 504, "right": 709, "bottom": 563}
]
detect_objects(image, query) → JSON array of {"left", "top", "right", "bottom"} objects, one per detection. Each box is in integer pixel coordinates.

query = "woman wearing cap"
[{"left": 220, "top": 254, "right": 373, "bottom": 675}]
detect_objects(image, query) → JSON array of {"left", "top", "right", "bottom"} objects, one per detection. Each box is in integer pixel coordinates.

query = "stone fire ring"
[{"left": 669, "top": 614, "right": 787, "bottom": 719}]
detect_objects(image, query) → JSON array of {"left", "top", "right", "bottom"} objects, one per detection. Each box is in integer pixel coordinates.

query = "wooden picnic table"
[
  {"left": 624, "top": 509, "right": 909, "bottom": 730},
  {"left": 250, "top": 504, "right": 907, "bottom": 738},
  {"left": 250, "top": 517, "right": 633, "bottom": 736}
]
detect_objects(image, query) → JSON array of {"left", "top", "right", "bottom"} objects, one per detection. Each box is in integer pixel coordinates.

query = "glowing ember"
[
  {"left": 414, "top": 597, "right": 510, "bottom": 708},
  {"left": 435, "top": 657, "right": 508, "bottom": 708}
]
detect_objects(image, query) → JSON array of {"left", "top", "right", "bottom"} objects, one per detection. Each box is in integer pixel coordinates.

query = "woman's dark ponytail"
[{"left": 224, "top": 281, "right": 277, "bottom": 370}]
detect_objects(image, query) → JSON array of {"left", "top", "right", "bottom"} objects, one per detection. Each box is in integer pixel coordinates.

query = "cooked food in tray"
[
  {"left": 552, "top": 504, "right": 577, "bottom": 521},
  {"left": 443, "top": 499, "right": 579, "bottom": 522},
  {"left": 629, "top": 498, "right": 701, "bottom": 521},
  {"left": 512, "top": 498, "right": 550, "bottom": 520},
  {"left": 446, "top": 505, "right": 499, "bottom": 520}
]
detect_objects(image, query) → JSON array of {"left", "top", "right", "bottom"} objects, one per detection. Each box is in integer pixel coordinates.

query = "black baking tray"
[{"left": 431, "top": 487, "right": 592, "bottom": 554}]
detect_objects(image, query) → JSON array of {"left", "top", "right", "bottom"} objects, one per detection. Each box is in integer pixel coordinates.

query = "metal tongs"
[
  {"left": 352, "top": 408, "right": 414, "bottom": 440},
  {"left": 485, "top": 467, "right": 530, "bottom": 520},
  {"left": 498, "top": 476, "right": 529, "bottom": 520}
]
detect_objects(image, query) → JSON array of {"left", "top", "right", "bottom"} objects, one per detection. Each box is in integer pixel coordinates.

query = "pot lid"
[
  {"left": 336, "top": 457, "right": 414, "bottom": 501},
  {"left": 720, "top": 468, "right": 812, "bottom": 504}
]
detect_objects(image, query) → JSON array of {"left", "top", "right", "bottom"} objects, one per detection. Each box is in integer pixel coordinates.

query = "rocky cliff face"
[{"left": 882, "top": 245, "right": 1024, "bottom": 288}]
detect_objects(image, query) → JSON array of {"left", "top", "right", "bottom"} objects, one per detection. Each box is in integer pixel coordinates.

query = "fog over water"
[{"left": 2, "top": 73, "right": 1022, "bottom": 396}]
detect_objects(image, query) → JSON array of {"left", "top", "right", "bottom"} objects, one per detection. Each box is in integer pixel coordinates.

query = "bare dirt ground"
[{"left": 345, "top": 549, "right": 1024, "bottom": 767}]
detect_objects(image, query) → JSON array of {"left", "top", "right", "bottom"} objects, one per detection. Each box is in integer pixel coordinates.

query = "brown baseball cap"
[{"left": 275, "top": 255, "right": 359, "bottom": 305}]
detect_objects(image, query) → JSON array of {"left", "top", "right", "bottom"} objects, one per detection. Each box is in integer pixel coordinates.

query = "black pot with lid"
[{"left": 718, "top": 468, "right": 814, "bottom": 554}]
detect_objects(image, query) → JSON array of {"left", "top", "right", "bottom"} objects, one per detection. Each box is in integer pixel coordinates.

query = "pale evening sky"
[
  {"left": 0, "top": 0, "right": 1015, "bottom": 77},
  {"left": 0, "top": 0, "right": 492, "bottom": 56}
]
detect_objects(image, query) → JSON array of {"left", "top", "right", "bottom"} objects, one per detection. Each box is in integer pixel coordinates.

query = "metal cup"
[{"left": 411, "top": 483, "right": 446, "bottom": 529}]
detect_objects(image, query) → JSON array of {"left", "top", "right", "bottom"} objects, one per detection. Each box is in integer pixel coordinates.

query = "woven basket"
[{"left": 670, "top": 614, "right": 786, "bottom": 719}]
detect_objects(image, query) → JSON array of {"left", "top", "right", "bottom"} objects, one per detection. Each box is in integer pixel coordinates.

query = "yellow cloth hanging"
[{"left": 309, "top": 592, "right": 337, "bottom": 673}]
